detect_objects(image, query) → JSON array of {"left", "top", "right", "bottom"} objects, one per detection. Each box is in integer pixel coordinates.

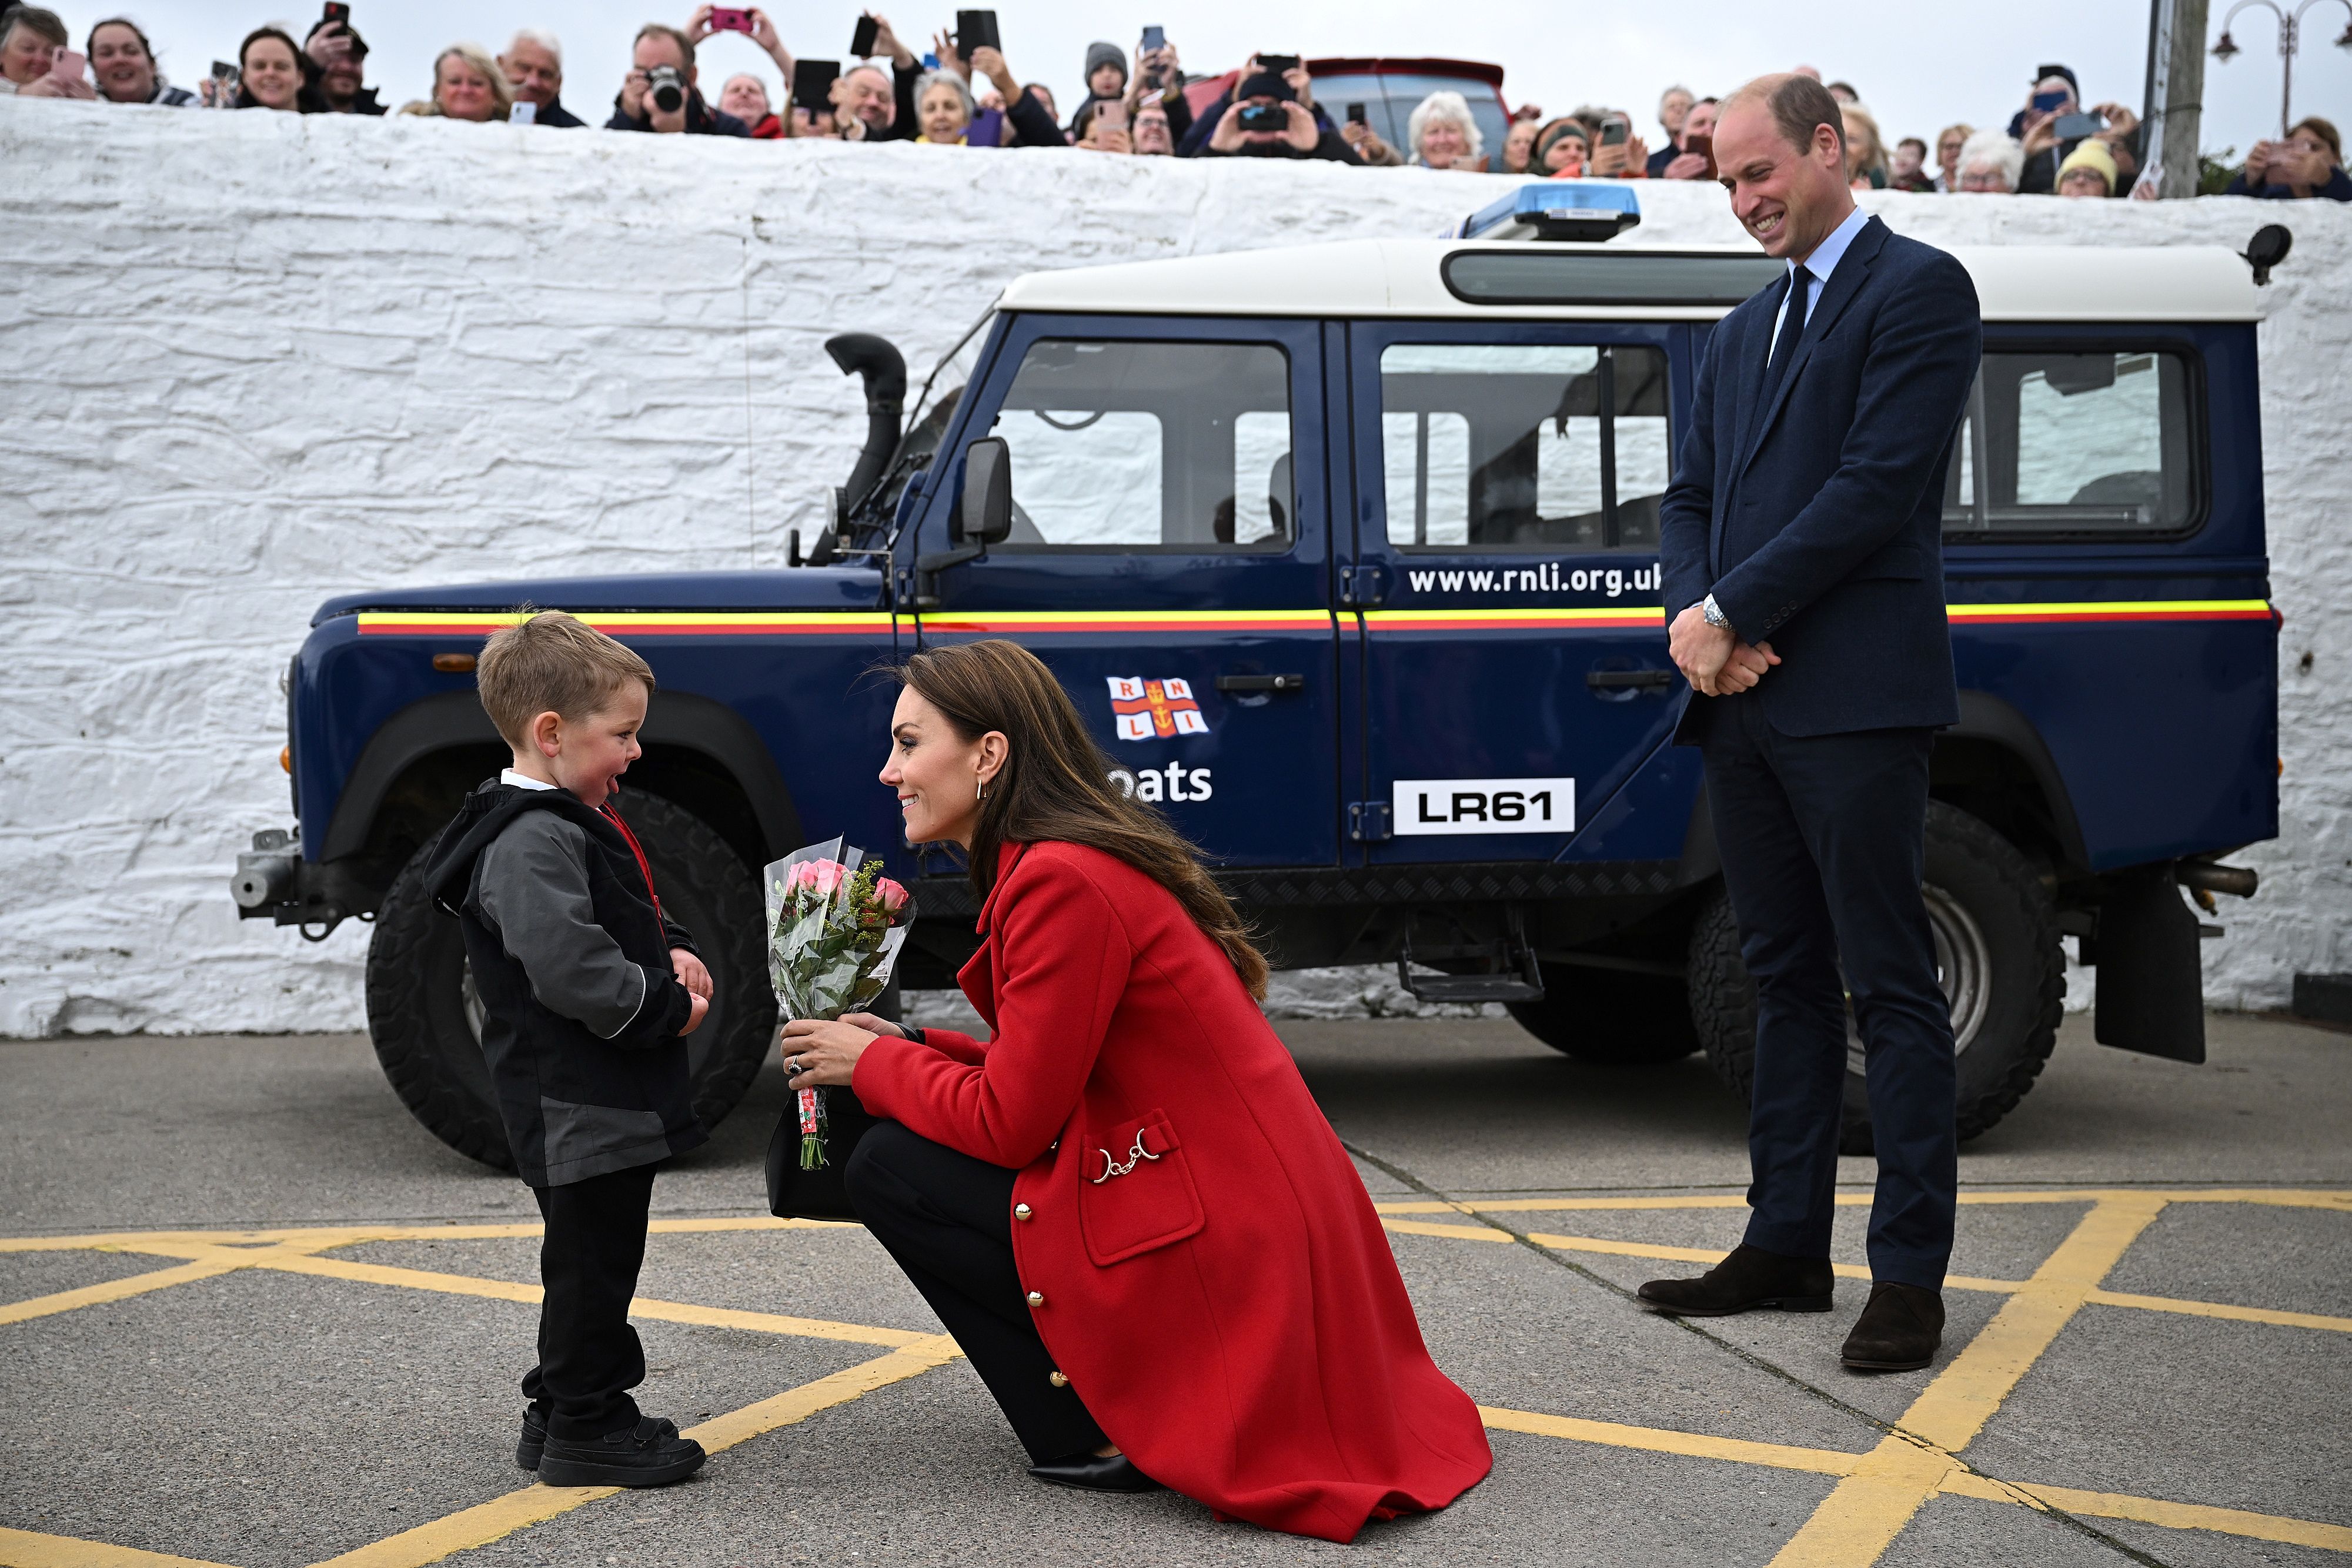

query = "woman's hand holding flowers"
[{"left": 781, "top": 1016, "right": 881, "bottom": 1085}]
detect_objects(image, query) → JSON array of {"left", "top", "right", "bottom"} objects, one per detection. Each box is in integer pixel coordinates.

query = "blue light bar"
[{"left": 1450, "top": 182, "right": 1643, "bottom": 243}]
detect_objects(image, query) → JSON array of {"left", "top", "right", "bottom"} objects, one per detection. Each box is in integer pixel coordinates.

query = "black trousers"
[
  {"left": 525, "top": 1161, "right": 657, "bottom": 1440},
  {"left": 1700, "top": 696, "right": 1958, "bottom": 1288},
  {"left": 845, "top": 1121, "right": 1108, "bottom": 1465}
]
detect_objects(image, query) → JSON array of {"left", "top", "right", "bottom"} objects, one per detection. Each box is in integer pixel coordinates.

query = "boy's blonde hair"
[{"left": 476, "top": 610, "right": 656, "bottom": 748}]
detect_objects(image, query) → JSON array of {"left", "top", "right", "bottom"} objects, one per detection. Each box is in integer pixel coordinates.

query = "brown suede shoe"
[
  {"left": 1840, "top": 1281, "right": 1945, "bottom": 1371},
  {"left": 1637, "top": 1243, "right": 1835, "bottom": 1317}
]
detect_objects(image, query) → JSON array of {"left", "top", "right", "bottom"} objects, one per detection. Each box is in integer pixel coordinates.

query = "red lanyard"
[{"left": 600, "top": 803, "right": 664, "bottom": 922}]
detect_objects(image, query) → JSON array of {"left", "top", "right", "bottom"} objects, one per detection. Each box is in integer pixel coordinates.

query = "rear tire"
[
  {"left": 365, "top": 793, "right": 777, "bottom": 1170},
  {"left": 1507, "top": 965, "right": 1700, "bottom": 1064},
  {"left": 1687, "top": 801, "right": 2064, "bottom": 1154}
]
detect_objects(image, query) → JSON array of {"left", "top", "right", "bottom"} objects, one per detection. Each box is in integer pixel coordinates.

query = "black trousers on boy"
[
  {"left": 1700, "top": 696, "right": 1959, "bottom": 1289},
  {"left": 845, "top": 1121, "right": 1108, "bottom": 1465},
  {"left": 524, "top": 1161, "right": 658, "bottom": 1440}
]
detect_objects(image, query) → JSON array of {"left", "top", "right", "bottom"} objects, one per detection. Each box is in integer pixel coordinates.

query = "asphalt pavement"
[{"left": 2, "top": 1009, "right": 2346, "bottom": 1567}]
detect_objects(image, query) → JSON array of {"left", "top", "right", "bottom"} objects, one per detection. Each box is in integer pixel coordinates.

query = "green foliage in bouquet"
[{"left": 767, "top": 851, "right": 912, "bottom": 1169}]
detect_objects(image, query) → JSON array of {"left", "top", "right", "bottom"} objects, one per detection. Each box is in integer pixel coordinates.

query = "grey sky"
[{"left": 82, "top": 0, "right": 2352, "bottom": 164}]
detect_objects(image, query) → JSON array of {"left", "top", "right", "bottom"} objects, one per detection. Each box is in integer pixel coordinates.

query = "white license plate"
[{"left": 1391, "top": 777, "right": 1576, "bottom": 835}]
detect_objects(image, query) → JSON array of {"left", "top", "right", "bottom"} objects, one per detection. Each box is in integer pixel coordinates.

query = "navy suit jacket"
[{"left": 1659, "top": 215, "right": 1982, "bottom": 741}]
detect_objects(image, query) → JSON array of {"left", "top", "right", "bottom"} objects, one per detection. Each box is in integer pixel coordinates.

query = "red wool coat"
[{"left": 852, "top": 841, "right": 1492, "bottom": 1542}]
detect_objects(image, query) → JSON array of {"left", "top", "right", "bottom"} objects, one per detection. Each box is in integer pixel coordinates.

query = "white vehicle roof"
[{"left": 996, "top": 238, "right": 2263, "bottom": 324}]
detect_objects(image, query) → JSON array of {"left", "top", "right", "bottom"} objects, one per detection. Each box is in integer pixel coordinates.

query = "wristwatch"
[{"left": 1701, "top": 593, "right": 1734, "bottom": 633}]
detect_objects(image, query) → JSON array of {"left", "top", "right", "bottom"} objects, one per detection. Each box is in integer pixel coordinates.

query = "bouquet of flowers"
[{"left": 765, "top": 837, "right": 914, "bottom": 1171}]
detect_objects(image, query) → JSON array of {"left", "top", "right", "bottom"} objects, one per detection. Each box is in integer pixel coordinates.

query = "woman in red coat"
[{"left": 779, "top": 640, "right": 1491, "bottom": 1542}]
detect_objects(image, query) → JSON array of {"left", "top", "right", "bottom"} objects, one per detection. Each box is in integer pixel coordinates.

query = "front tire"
[
  {"left": 365, "top": 793, "right": 777, "bottom": 1169},
  {"left": 1688, "top": 801, "right": 2064, "bottom": 1154},
  {"left": 1506, "top": 965, "right": 1700, "bottom": 1064}
]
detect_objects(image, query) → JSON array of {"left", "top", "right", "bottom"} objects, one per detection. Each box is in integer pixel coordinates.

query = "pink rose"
[
  {"left": 875, "top": 878, "right": 909, "bottom": 918},
  {"left": 789, "top": 859, "right": 847, "bottom": 897}
]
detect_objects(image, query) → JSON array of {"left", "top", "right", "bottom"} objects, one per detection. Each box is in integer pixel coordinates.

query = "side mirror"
[
  {"left": 2244, "top": 223, "right": 2292, "bottom": 286},
  {"left": 958, "top": 437, "right": 1014, "bottom": 546}
]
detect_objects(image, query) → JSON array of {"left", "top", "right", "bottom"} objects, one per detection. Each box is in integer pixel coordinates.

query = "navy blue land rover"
[{"left": 233, "top": 191, "right": 2280, "bottom": 1167}]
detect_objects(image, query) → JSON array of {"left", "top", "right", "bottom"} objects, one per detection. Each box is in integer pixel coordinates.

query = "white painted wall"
[{"left": 3, "top": 99, "right": 2346, "bottom": 1038}]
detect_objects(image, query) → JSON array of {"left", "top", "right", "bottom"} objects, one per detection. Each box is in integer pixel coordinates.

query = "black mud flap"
[{"left": 2090, "top": 865, "right": 2207, "bottom": 1064}]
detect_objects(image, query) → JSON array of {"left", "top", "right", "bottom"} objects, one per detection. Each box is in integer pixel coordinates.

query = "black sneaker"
[
  {"left": 517, "top": 1406, "right": 549, "bottom": 1471},
  {"left": 536, "top": 1416, "right": 706, "bottom": 1489}
]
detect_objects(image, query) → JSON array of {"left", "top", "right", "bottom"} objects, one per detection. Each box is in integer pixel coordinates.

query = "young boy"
[{"left": 424, "top": 610, "right": 714, "bottom": 1488}]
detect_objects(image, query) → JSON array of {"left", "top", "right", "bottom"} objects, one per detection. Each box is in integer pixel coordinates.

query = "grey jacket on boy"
[{"left": 425, "top": 780, "right": 707, "bottom": 1186}]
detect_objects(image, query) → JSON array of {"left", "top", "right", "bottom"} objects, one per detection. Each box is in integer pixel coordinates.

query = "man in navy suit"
[{"left": 1638, "top": 73, "right": 1982, "bottom": 1371}]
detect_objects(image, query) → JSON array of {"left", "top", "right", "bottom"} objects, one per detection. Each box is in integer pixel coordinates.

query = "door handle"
[
  {"left": 1585, "top": 670, "right": 1676, "bottom": 691},
  {"left": 1217, "top": 673, "right": 1306, "bottom": 694}
]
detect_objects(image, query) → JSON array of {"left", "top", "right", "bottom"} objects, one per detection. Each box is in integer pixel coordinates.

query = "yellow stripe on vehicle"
[{"left": 355, "top": 611, "right": 897, "bottom": 637}]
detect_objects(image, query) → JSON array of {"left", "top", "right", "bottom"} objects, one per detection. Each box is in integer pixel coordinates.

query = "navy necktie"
[{"left": 1760, "top": 265, "right": 1814, "bottom": 404}]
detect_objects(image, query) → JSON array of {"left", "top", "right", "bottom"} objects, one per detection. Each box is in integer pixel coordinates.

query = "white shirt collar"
[
  {"left": 500, "top": 768, "right": 558, "bottom": 791},
  {"left": 1793, "top": 203, "right": 1871, "bottom": 284}
]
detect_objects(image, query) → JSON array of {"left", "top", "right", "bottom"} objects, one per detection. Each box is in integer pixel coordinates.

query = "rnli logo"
[{"left": 1107, "top": 676, "right": 1210, "bottom": 742}]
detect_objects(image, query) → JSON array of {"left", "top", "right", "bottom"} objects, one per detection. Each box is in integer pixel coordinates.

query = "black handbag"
[{"left": 764, "top": 1084, "right": 882, "bottom": 1221}]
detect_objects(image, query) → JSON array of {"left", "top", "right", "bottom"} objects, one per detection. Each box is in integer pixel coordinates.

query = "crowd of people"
[{"left": 4, "top": 2, "right": 2347, "bottom": 200}]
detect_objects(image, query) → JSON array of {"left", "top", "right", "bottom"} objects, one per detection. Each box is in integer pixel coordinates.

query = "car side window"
[
  {"left": 987, "top": 339, "right": 1293, "bottom": 551},
  {"left": 1944, "top": 350, "right": 2199, "bottom": 536},
  {"left": 1379, "top": 343, "right": 1671, "bottom": 551}
]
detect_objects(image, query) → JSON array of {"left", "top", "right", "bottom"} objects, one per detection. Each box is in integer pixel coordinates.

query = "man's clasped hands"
[{"left": 1666, "top": 603, "right": 1782, "bottom": 697}]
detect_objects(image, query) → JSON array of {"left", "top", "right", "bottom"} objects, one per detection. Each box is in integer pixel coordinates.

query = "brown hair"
[
  {"left": 476, "top": 610, "right": 656, "bottom": 748},
  {"left": 2289, "top": 116, "right": 2341, "bottom": 163},
  {"left": 894, "top": 640, "right": 1270, "bottom": 998},
  {"left": 1723, "top": 72, "right": 1847, "bottom": 162},
  {"left": 633, "top": 22, "right": 696, "bottom": 68},
  {"left": 2, "top": 5, "right": 67, "bottom": 47},
  {"left": 85, "top": 15, "right": 153, "bottom": 62}
]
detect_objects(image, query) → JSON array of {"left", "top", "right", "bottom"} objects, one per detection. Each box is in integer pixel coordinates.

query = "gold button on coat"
[
  {"left": 1026, "top": 1290, "right": 1044, "bottom": 1307},
  {"left": 1014, "top": 1203, "right": 1033, "bottom": 1220},
  {"left": 1048, "top": 1370, "right": 1069, "bottom": 1388}
]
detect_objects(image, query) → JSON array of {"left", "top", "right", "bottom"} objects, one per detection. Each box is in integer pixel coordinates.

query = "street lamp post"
[{"left": 2212, "top": 0, "right": 2352, "bottom": 139}]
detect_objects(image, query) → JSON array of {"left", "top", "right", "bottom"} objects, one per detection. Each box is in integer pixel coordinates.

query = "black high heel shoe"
[{"left": 1027, "top": 1450, "right": 1161, "bottom": 1493}]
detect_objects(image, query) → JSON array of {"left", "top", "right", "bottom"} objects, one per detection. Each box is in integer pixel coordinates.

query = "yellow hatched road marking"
[
  {"left": 308, "top": 1337, "right": 961, "bottom": 1568},
  {"left": 1480, "top": 1405, "right": 1863, "bottom": 1476},
  {"left": 0, "top": 1214, "right": 858, "bottom": 1255},
  {"left": 0, "top": 1527, "right": 233, "bottom": 1567},
  {"left": 0, "top": 1256, "right": 254, "bottom": 1328},
  {"left": 259, "top": 1252, "right": 936, "bottom": 1348},
  {"left": 2084, "top": 1288, "right": 2352, "bottom": 1334},
  {"left": 1372, "top": 1186, "right": 2348, "bottom": 1217},
  {"left": 3, "top": 1190, "right": 2346, "bottom": 1566},
  {"left": 1990, "top": 1480, "right": 2352, "bottom": 1553},
  {"left": 1486, "top": 1405, "right": 2352, "bottom": 1556},
  {"left": 1766, "top": 1193, "right": 2169, "bottom": 1567}
]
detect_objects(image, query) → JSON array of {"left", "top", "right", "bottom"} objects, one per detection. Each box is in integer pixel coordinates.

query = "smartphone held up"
[
  {"left": 954, "top": 9, "right": 1000, "bottom": 55},
  {"left": 793, "top": 58, "right": 840, "bottom": 112}
]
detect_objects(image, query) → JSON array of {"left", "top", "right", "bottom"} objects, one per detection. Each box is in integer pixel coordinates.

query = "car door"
[
  {"left": 907, "top": 313, "right": 1341, "bottom": 867},
  {"left": 1344, "top": 320, "right": 1682, "bottom": 864}
]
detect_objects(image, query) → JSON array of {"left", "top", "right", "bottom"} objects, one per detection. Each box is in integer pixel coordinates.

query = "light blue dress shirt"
[{"left": 1768, "top": 204, "right": 1872, "bottom": 353}]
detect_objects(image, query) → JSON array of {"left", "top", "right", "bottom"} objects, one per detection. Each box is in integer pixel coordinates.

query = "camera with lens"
[{"left": 647, "top": 63, "right": 686, "bottom": 114}]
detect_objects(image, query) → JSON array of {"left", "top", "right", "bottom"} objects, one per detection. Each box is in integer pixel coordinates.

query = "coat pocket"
[
  {"left": 1077, "top": 1108, "right": 1205, "bottom": 1266},
  {"left": 1846, "top": 541, "right": 1926, "bottom": 581}
]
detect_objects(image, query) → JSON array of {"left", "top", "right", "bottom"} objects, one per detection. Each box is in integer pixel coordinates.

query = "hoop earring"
[{"left": 976, "top": 779, "right": 987, "bottom": 803}]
